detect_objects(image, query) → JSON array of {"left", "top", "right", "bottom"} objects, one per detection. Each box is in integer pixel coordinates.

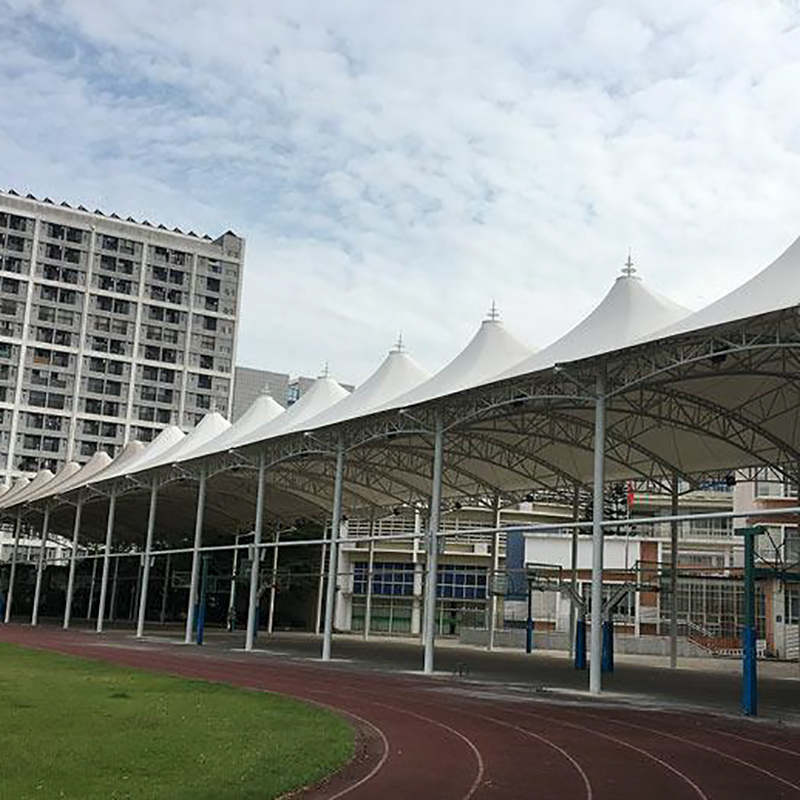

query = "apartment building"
[{"left": 0, "top": 190, "right": 244, "bottom": 483}]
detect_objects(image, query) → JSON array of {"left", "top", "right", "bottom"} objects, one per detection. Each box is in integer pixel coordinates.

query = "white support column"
[
  {"left": 110, "top": 556, "right": 120, "bottom": 622},
  {"left": 63, "top": 498, "right": 84, "bottom": 629},
  {"left": 322, "top": 439, "right": 346, "bottom": 661},
  {"left": 245, "top": 454, "right": 266, "bottom": 651},
  {"left": 568, "top": 488, "right": 580, "bottom": 660},
  {"left": 670, "top": 473, "right": 679, "bottom": 669},
  {"left": 184, "top": 470, "right": 207, "bottom": 644},
  {"left": 315, "top": 520, "right": 328, "bottom": 635},
  {"left": 267, "top": 529, "right": 280, "bottom": 634},
  {"left": 488, "top": 492, "right": 501, "bottom": 651},
  {"left": 423, "top": 416, "right": 444, "bottom": 675},
  {"left": 86, "top": 555, "right": 98, "bottom": 620},
  {"left": 160, "top": 553, "right": 171, "bottom": 624},
  {"left": 96, "top": 489, "right": 117, "bottom": 633},
  {"left": 412, "top": 507, "right": 423, "bottom": 639},
  {"left": 136, "top": 480, "right": 158, "bottom": 638},
  {"left": 4, "top": 510, "right": 23, "bottom": 623},
  {"left": 589, "top": 374, "right": 606, "bottom": 695},
  {"left": 364, "top": 518, "right": 376, "bottom": 641},
  {"left": 31, "top": 506, "right": 50, "bottom": 626},
  {"left": 228, "top": 536, "right": 240, "bottom": 628}
]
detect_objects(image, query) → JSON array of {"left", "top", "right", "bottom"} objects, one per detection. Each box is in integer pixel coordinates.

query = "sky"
[{"left": 1, "top": 0, "right": 800, "bottom": 385}]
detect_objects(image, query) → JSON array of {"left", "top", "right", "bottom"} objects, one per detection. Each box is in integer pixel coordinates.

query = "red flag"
[{"left": 626, "top": 481, "right": 635, "bottom": 510}]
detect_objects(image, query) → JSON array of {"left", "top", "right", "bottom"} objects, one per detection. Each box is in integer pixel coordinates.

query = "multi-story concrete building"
[{"left": 0, "top": 190, "right": 244, "bottom": 483}]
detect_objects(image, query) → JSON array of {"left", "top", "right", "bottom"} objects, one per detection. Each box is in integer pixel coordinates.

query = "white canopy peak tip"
[
  {"left": 620, "top": 250, "right": 640, "bottom": 280},
  {"left": 485, "top": 299, "right": 501, "bottom": 323},
  {"left": 318, "top": 361, "right": 330, "bottom": 379},
  {"left": 391, "top": 332, "right": 405, "bottom": 354}
]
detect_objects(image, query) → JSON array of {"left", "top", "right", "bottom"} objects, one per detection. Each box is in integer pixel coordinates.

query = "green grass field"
[{"left": 0, "top": 643, "right": 353, "bottom": 799}]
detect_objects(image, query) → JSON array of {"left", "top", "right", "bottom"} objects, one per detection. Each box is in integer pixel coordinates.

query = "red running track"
[{"left": 2, "top": 625, "right": 800, "bottom": 800}]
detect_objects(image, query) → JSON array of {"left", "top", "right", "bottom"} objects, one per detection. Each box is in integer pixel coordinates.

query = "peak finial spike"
[
  {"left": 487, "top": 299, "right": 500, "bottom": 322},
  {"left": 393, "top": 332, "right": 405, "bottom": 352},
  {"left": 320, "top": 361, "right": 330, "bottom": 379},
  {"left": 622, "top": 250, "right": 636, "bottom": 278}
]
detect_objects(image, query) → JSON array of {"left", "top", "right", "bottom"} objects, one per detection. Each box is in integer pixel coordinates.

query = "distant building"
[
  {"left": 233, "top": 366, "right": 354, "bottom": 420},
  {"left": 0, "top": 190, "right": 245, "bottom": 483}
]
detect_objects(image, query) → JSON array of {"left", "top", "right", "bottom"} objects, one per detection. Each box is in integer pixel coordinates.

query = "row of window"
[{"left": 352, "top": 563, "right": 488, "bottom": 600}]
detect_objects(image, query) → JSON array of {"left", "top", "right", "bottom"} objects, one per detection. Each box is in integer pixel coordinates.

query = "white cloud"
[{"left": 1, "top": 0, "right": 799, "bottom": 384}]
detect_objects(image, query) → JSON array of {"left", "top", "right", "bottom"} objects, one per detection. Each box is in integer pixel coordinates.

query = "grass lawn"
[{"left": 0, "top": 643, "right": 353, "bottom": 799}]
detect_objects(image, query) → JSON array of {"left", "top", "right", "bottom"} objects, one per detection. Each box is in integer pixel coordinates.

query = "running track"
[{"left": 2, "top": 625, "right": 800, "bottom": 799}]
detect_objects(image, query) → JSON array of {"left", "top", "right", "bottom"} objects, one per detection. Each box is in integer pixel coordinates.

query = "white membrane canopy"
[
  {"left": 234, "top": 375, "right": 350, "bottom": 450},
  {"left": 125, "top": 413, "right": 230, "bottom": 477},
  {"left": 39, "top": 451, "right": 114, "bottom": 502},
  {"left": 188, "top": 388, "right": 286, "bottom": 459},
  {"left": 495, "top": 268, "right": 690, "bottom": 382},
  {"left": 379, "top": 317, "right": 532, "bottom": 412},
  {"left": 23, "top": 461, "right": 82, "bottom": 504},
  {"left": 303, "top": 344, "right": 431, "bottom": 430},
  {"left": 0, "top": 476, "right": 31, "bottom": 510},
  {"left": 0, "top": 469, "right": 55, "bottom": 509},
  {"left": 644, "top": 235, "right": 800, "bottom": 341},
  {"left": 86, "top": 441, "right": 147, "bottom": 485},
  {"left": 112, "top": 425, "right": 186, "bottom": 477}
]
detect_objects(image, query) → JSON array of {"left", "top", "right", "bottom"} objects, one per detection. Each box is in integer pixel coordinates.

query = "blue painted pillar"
[
  {"left": 525, "top": 584, "right": 533, "bottom": 654},
  {"left": 574, "top": 618, "right": 587, "bottom": 670},
  {"left": 740, "top": 528, "right": 759, "bottom": 716},
  {"left": 602, "top": 619, "right": 614, "bottom": 673}
]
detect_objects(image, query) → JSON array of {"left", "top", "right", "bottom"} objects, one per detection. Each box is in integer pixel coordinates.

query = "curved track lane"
[{"left": 2, "top": 626, "right": 799, "bottom": 800}]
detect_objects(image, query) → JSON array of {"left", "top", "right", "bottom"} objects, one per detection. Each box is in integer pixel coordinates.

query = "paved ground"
[{"left": 2, "top": 621, "right": 800, "bottom": 799}]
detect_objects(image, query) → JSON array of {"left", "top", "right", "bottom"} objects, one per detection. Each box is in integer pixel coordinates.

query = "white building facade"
[{"left": 0, "top": 190, "right": 244, "bottom": 483}]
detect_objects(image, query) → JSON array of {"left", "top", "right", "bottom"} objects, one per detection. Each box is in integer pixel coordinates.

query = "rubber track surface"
[{"left": 2, "top": 626, "right": 799, "bottom": 799}]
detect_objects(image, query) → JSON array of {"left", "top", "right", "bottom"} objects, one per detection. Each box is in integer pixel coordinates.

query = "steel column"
[
  {"left": 488, "top": 492, "right": 501, "bottom": 651},
  {"left": 315, "top": 521, "right": 328, "bottom": 635},
  {"left": 245, "top": 455, "right": 266, "bottom": 651},
  {"left": 267, "top": 529, "right": 280, "bottom": 634},
  {"left": 86, "top": 555, "right": 97, "bottom": 620},
  {"left": 364, "top": 513, "right": 376, "bottom": 641},
  {"left": 63, "top": 498, "right": 83, "bottom": 629},
  {"left": 184, "top": 470, "right": 207, "bottom": 644},
  {"left": 160, "top": 553, "right": 171, "bottom": 624},
  {"left": 136, "top": 481, "right": 158, "bottom": 638},
  {"left": 568, "top": 487, "right": 580, "bottom": 661},
  {"left": 670, "top": 473, "right": 679, "bottom": 668},
  {"left": 423, "top": 416, "right": 444, "bottom": 675},
  {"left": 322, "top": 440, "right": 346, "bottom": 661},
  {"left": 96, "top": 490, "right": 117, "bottom": 633},
  {"left": 4, "top": 510, "right": 23, "bottom": 623},
  {"left": 31, "top": 506, "right": 50, "bottom": 626},
  {"left": 589, "top": 374, "right": 606, "bottom": 694}
]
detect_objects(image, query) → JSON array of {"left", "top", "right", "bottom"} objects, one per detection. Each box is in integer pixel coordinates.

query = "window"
[
  {"left": 1, "top": 277, "right": 20, "bottom": 294},
  {"left": 199, "top": 355, "right": 213, "bottom": 370},
  {"left": 169, "top": 269, "right": 184, "bottom": 285},
  {"left": 42, "top": 436, "right": 60, "bottom": 453},
  {"left": 197, "top": 374, "right": 212, "bottom": 389},
  {"left": 437, "top": 566, "right": 487, "bottom": 600},
  {"left": 83, "top": 420, "right": 100, "bottom": 436},
  {"left": 101, "top": 235, "right": 119, "bottom": 251},
  {"left": 206, "top": 277, "right": 220, "bottom": 293},
  {"left": 87, "top": 377, "right": 105, "bottom": 394},
  {"left": 353, "top": 562, "right": 414, "bottom": 596},
  {"left": 101, "top": 422, "right": 118, "bottom": 437},
  {"left": 85, "top": 399, "right": 101, "bottom": 415},
  {"left": 203, "top": 316, "right": 217, "bottom": 332}
]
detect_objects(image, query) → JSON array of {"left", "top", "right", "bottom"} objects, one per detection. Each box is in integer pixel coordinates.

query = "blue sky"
[{"left": 2, "top": 0, "right": 800, "bottom": 383}]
